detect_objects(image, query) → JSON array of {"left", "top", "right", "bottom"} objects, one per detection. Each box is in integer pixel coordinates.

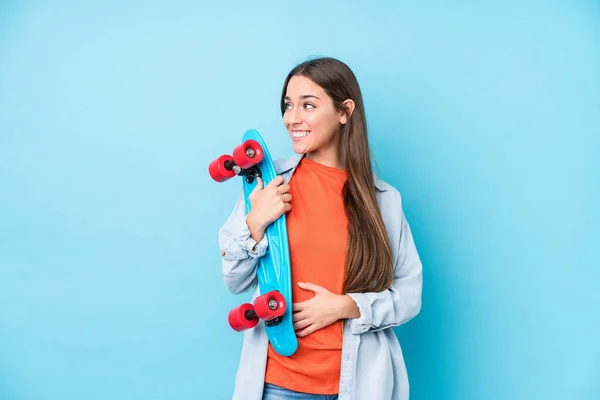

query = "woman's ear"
[{"left": 340, "top": 99, "right": 356, "bottom": 125}]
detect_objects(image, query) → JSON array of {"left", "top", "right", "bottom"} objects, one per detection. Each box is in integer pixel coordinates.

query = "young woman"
[{"left": 218, "top": 57, "right": 423, "bottom": 400}]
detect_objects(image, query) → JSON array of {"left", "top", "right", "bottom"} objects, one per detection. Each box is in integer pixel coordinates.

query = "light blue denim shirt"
[{"left": 218, "top": 154, "right": 423, "bottom": 400}]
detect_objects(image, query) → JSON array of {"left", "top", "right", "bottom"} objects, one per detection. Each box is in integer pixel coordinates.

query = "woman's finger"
[{"left": 293, "top": 319, "right": 311, "bottom": 331}]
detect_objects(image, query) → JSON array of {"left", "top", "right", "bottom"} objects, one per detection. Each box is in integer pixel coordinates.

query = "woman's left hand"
[{"left": 292, "top": 282, "right": 360, "bottom": 337}]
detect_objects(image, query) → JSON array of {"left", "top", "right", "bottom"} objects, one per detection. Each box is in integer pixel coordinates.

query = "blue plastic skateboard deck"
[{"left": 210, "top": 129, "right": 298, "bottom": 357}]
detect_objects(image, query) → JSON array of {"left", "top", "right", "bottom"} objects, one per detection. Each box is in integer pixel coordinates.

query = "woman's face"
[{"left": 282, "top": 75, "right": 346, "bottom": 158}]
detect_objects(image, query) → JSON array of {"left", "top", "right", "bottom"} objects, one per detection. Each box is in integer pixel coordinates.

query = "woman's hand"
[
  {"left": 246, "top": 176, "right": 291, "bottom": 242},
  {"left": 292, "top": 282, "right": 361, "bottom": 337}
]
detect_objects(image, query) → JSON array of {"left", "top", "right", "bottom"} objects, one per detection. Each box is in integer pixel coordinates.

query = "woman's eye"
[
  {"left": 304, "top": 103, "right": 315, "bottom": 109},
  {"left": 284, "top": 103, "right": 292, "bottom": 110}
]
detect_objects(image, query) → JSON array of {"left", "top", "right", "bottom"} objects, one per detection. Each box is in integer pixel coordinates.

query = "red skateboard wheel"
[
  {"left": 208, "top": 154, "right": 236, "bottom": 182},
  {"left": 228, "top": 303, "right": 259, "bottom": 331},
  {"left": 232, "top": 140, "right": 264, "bottom": 169},
  {"left": 254, "top": 290, "right": 286, "bottom": 320}
]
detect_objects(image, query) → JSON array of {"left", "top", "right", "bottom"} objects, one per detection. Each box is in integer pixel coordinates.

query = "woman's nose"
[{"left": 288, "top": 107, "right": 302, "bottom": 124}]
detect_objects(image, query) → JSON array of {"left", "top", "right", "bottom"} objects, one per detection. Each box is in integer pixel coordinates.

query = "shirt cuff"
[
  {"left": 346, "top": 293, "right": 373, "bottom": 334},
  {"left": 242, "top": 229, "right": 268, "bottom": 258}
]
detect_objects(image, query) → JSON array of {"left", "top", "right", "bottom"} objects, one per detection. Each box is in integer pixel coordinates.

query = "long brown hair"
[{"left": 280, "top": 57, "right": 394, "bottom": 293}]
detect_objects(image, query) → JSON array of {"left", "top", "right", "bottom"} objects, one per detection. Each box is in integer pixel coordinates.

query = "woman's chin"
[{"left": 291, "top": 142, "right": 310, "bottom": 154}]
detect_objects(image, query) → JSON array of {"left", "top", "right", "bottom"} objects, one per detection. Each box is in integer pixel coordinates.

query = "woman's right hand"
[{"left": 246, "top": 176, "right": 292, "bottom": 243}]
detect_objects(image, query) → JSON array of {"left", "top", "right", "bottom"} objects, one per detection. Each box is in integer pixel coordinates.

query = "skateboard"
[{"left": 208, "top": 129, "right": 298, "bottom": 357}]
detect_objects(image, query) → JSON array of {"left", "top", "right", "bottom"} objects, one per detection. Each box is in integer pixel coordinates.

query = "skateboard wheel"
[
  {"left": 209, "top": 155, "right": 236, "bottom": 182},
  {"left": 228, "top": 303, "right": 259, "bottom": 331},
  {"left": 254, "top": 290, "right": 286, "bottom": 320},
  {"left": 232, "top": 140, "right": 264, "bottom": 169}
]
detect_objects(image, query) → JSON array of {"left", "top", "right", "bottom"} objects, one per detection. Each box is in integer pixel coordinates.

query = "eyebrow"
[{"left": 284, "top": 95, "right": 320, "bottom": 100}]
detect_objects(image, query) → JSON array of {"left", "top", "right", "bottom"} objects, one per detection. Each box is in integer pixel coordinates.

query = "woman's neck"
[
  {"left": 304, "top": 136, "right": 343, "bottom": 170},
  {"left": 305, "top": 150, "right": 343, "bottom": 170}
]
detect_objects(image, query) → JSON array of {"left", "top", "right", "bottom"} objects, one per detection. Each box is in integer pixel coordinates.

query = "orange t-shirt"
[{"left": 264, "top": 156, "right": 348, "bottom": 395}]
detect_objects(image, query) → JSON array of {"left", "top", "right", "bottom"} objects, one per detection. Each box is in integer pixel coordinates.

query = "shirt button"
[{"left": 221, "top": 250, "right": 226, "bottom": 256}]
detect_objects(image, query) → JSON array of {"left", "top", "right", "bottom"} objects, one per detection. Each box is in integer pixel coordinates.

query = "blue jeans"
[{"left": 262, "top": 383, "right": 339, "bottom": 399}]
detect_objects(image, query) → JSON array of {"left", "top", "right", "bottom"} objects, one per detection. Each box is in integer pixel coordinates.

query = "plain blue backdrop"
[{"left": 1, "top": 1, "right": 599, "bottom": 399}]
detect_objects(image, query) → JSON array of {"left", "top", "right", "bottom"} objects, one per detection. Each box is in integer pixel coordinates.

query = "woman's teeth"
[{"left": 292, "top": 131, "right": 310, "bottom": 138}]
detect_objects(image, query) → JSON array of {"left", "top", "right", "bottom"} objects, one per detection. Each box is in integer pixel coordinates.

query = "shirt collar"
[{"left": 275, "top": 154, "right": 388, "bottom": 192}]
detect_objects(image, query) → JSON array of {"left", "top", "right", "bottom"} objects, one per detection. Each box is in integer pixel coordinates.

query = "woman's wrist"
[
  {"left": 246, "top": 212, "right": 266, "bottom": 243},
  {"left": 338, "top": 295, "right": 361, "bottom": 319}
]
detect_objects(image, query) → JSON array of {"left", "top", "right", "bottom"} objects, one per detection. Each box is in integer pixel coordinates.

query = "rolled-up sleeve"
[{"left": 346, "top": 191, "right": 423, "bottom": 334}]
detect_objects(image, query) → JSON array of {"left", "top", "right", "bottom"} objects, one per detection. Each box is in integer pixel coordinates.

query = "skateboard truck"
[
  {"left": 265, "top": 316, "right": 283, "bottom": 327},
  {"left": 242, "top": 310, "right": 282, "bottom": 328},
  {"left": 223, "top": 159, "right": 262, "bottom": 184}
]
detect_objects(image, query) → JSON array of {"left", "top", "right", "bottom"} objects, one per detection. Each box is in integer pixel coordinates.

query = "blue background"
[{"left": 1, "top": 1, "right": 599, "bottom": 399}]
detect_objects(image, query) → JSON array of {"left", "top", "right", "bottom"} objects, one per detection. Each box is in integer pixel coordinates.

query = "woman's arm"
[
  {"left": 219, "top": 192, "right": 268, "bottom": 295},
  {"left": 219, "top": 176, "right": 292, "bottom": 294},
  {"left": 345, "top": 190, "right": 423, "bottom": 334}
]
